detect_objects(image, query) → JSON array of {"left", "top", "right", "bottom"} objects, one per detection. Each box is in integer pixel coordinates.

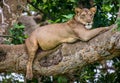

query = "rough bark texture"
[{"left": 0, "top": 25, "right": 120, "bottom": 77}]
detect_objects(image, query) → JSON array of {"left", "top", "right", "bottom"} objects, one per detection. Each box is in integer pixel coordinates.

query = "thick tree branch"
[{"left": 0, "top": 25, "right": 120, "bottom": 77}]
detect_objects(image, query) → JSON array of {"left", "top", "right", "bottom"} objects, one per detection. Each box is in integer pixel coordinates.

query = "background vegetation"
[{"left": 1, "top": 0, "right": 120, "bottom": 83}]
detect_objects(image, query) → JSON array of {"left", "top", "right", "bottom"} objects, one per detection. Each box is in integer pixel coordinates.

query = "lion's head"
[{"left": 74, "top": 7, "right": 96, "bottom": 29}]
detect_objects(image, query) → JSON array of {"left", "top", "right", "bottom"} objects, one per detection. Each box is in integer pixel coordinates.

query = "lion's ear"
[
  {"left": 90, "top": 7, "right": 96, "bottom": 14},
  {"left": 75, "top": 8, "right": 82, "bottom": 14}
]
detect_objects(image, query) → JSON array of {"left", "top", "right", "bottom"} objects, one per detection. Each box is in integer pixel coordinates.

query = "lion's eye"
[{"left": 90, "top": 14, "right": 93, "bottom": 17}]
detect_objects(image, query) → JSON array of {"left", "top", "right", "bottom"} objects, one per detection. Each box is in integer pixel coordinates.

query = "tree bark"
[{"left": 0, "top": 25, "right": 120, "bottom": 77}]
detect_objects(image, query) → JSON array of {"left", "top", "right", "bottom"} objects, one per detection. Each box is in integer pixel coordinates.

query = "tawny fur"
[{"left": 25, "top": 7, "right": 110, "bottom": 79}]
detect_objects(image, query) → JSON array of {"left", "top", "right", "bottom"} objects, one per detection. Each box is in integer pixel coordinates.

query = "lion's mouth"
[{"left": 85, "top": 23, "right": 93, "bottom": 29}]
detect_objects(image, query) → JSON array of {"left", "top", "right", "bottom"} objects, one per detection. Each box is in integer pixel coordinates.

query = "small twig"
[
  {"left": 3, "top": 0, "right": 11, "bottom": 14},
  {"left": 0, "top": 6, "right": 8, "bottom": 27},
  {"left": 0, "top": 7, "right": 5, "bottom": 24},
  {"left": 0, "top": 35, "right": 13, "bottom": 38}
]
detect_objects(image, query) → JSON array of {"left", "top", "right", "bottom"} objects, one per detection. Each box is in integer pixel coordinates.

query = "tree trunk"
[{"left": 0, "top": 25, "right": 120, "bottom": 77}]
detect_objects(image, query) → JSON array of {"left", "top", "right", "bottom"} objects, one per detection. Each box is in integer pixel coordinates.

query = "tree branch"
[
  {"left": 0, "top": 25, "right": 120, "bottom": 77},
  {"left": 3, "top": 0, "right": 11, "bottom": 14}
]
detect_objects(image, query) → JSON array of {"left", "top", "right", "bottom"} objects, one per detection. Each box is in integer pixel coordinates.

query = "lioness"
[{"left": 25, "top": 7, "right": 109, "bottom": 79}]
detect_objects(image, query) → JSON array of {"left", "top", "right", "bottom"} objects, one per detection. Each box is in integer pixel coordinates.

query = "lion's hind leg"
[{"left": 25, "top": 38, "right": 38, "bottom": 80}]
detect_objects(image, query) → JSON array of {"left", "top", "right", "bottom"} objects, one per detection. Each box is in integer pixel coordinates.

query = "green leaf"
[
  {"left": 117, "top": 27, "right": 120, "bottom": 31},
  {"left": 68, "top": 0, "right": 76, "bottom": 2},
  {"left": 57, "top": 76, "right": 67, "bottom": 83},
  {"left": 43, "top": 0, "right": 47, "bottom": 3},
  {"left": 48, "top": 19, "right": 61, "bottom": 23},
  {"left": 18, "top": 25, "right": 25, "bottom": 29},
  {"left": 102, "top": 5, "right": 112, "bottom": 12},
  {"left": 116, "top": 18, "right": 120, "bottom": 31},
  {"left": 62, "top": 14, "right": 74, "bottom": 19}
]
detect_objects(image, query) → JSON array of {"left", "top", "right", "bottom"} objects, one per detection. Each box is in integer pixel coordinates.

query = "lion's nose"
[
  {"left": 87, "top": 18, "right": 92, "bottom": 23},
  {"left": 87, "top": 20, "right": 91, "bottom": 23}
]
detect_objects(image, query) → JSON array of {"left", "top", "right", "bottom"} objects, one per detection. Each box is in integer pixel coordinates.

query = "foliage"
[
  {"left": 29, "top": 0, "right": 119, "bottom": 26},
  {"left": 116, "top": 18, "right": 120, "bottom": 31},
  {"left": 29, "top": 0, "right": 77, "bottom": 23},
  {"left": 48, "top": 14, "right": 74, "bottom": 23},
  {"left": 8, "top": 23, "right": 27, "bottom": 44},
  {"left": 93, "top": 0, "right": 119, "bottom": 28},
  {"left": 57, "top": 76, "right": 68, "bottom": 83}
]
